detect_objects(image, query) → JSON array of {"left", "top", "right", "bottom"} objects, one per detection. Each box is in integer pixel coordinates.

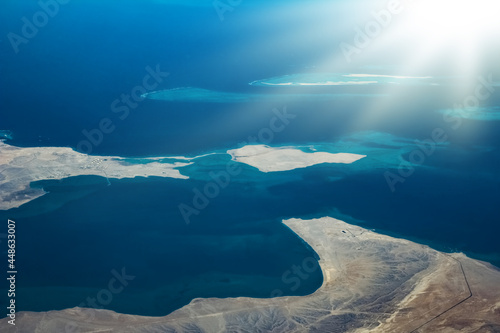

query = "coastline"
[
  {"left": 0, "top": 140, "right": 191, "bottom": 210},
  {"left": 2, "top": 216, "right": 499, "bottom": 332},
  {"left": 0, "top": 140, "right": 367, "bottom": 210}
]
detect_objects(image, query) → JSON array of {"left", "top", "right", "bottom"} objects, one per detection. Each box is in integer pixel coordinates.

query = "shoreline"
[
  {"left": 0, "top": 140, "right": 192, "bottom": 210},
  {"left": 0, "top": 140, "right": 367, "bottom": 210},
  {"left": 2, "top": 216, "right": 499, "bottom": 332}
]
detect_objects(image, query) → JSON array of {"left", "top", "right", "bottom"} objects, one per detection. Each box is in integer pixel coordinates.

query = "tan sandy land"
[
  {"left": 0, "top": 141, "right": 191, "bottom": 210},
  {"left": 1, "top": 217, "right": 499, "bottom": 332},
  {"left": 228, "top": 145, "right": 366, "bottom": 172},
  {"left": 1, "top": 142, "right": 365, "bottom": 210}
]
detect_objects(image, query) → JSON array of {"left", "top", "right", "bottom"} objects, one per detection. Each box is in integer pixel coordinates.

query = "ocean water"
[{"left": 1, "top": 0, "right": 500, "bottom": 317}]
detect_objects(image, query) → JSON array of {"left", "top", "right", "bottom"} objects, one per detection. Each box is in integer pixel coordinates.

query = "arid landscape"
[{"left": 3, "top": 217, "right": 499, "bottom": 332}]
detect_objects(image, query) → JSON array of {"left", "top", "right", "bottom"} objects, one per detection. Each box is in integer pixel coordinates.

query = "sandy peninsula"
[
  {"left": 228, "top": 145, "right": 366, "bottom": 172},
  {"left": 0, "top": 141, "right": 192, "bottom": 210},
  {"left": 2, "top": 216, "right": 499, "bottom": 332}
]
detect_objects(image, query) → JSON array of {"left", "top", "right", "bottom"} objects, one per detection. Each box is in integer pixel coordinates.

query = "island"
[{"left": 228, "top": 145, "right": 366, "bottom": 172}]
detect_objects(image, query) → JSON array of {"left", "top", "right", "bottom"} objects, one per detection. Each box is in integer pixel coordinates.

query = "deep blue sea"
[{"left": 1, "top": 0, "right": 499, "bottom": 317}]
